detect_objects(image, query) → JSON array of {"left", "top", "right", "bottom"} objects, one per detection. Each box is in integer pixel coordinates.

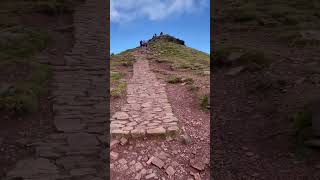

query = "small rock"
[
  {"left": 151, "top": 157, "right": 165, "bottom": 168},
  {"left": 203, "top": 71, "right": 210, "bottom": 75},
  {"left": 172, "top": 150, "right": 178, "bottom": 155},
  {"left": 129, "top": 160, "right": 136, "bottom": 166},
  {"left": 180, "top": 134, "right": 192, "bottom": 145},
  {"left": 165, "top": 166, "right": 175, "bottom": 176},
  {"left": 147, "top": 156, "right": 155, "bottom": 165},
  {"left": 135, "top": 162, "right": 143, "bottom": 171},
  {"left": 190, "top": 171, "right": 201, "bottom": 180},
  {"left": 226, "top": 66, "right": 246, "bottom": 76},
  {"left": 158, "top": 151, "right": 169, "bottom": 160},
  {"left": 141, "top": 168, "right": 147, "bottom": 175},
  {"left": 245, "top": 152, "right": 254, "bottom": 157},
  {"left": 166, "top": 136, "right": 173, "bottom": 141},
  {"left": 146, "top": 173, "right": 156, "bottom": 179},
  {"left": 113, "top": 112, "right": 129, "bottom": 120},
  {"left": 135, "top": 173, "right": 142, "bottom": 180},
  {"left": 120, "top": 137, "right": 128, "bottom": 145},
  {"left": 118, "top": 158, "right": 127, "bottom": 165},
  {"left": 190, "top": 158, "right": 206, "bottom": 171},
  {"left": 241, "top": 146, "right": 249, "bottom": 151},
  {"left": 171, "top": 161, "right": 179, "bottom": 167},
  {"left": 147, "top": 127, "right": 166, "bottom": 135},
  {"left": 110, "top": 151, "right": 119, "bottom": 160}
]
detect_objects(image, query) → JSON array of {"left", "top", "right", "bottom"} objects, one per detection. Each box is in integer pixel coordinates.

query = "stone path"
[
  {"left": 5, "top": 0, "right": 108, "bottom": 179},
  {"left": 111, "top": 50, "right": 180, "bottom": 138}
]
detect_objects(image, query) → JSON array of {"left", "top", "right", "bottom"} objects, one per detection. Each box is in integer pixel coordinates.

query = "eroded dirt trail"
[{"left": 110, "top": 49, "right": 210, "bottom": 180}]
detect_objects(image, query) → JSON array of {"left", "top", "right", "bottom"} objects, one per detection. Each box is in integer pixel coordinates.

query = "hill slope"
[
  {"left": 111, "top": 35, "right": 210, "bottom": 99},
  {"left": 110, "top": 35, "right": 210, "bottom": 179}
]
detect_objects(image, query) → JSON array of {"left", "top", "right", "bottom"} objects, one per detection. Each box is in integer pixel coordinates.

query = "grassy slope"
[
  {"left": 110, "top": 48, "right": 136, "bottom": 97},
  {"left": 219, "top": 0, "right": 320, "bottom": 46},
  {"left": 215, "top": 0, "right": 320, "bottom": 157},
  {"left": 148, "top": 41, "right": 210, "bottom": 73},
  {"left": 147, "top": 41, "right": 210, "bottom": 109},
  {"left": 0, "top": 0, "right": 82, "bottom": 115}
]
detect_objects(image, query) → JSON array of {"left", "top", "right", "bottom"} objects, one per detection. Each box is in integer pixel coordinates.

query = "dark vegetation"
[
  {"left": 0, "top": 0, "right": 83, "bottom": 116},
  {"left": 213, "top": 0, "right": 320, "bottom": 178},
  {"left": 0, "top": 0, "right": 83, "bottom": 177}
]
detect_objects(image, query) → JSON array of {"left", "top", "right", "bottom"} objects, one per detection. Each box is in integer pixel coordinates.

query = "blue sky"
[{"left": 110, "top": 0, "right": 210, "bottom": 54}]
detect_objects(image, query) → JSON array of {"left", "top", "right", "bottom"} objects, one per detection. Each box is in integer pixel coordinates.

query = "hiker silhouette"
[{"left": 160, "top": 32, "right": 163, "bottom": 36}]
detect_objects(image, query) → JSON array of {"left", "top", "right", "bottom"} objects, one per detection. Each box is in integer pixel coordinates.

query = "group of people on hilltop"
[
  {"left": 139, "top": 40, "right": 148, "bottom": 47},
  {"left": 139, "top": 32, "right": 164, "bottom": 47},
  {"left": 152, "top": 32, "right": 164, "bottom": 39}
]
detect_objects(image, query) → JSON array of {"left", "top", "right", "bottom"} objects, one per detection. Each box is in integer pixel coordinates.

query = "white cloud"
[{"left": 110, "top": 0, "right": 208, "bottom": 23}]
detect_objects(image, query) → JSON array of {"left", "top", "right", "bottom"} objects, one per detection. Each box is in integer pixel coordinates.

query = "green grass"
[
  {"left": 166, "top": 75, "right": 183, "bottom": 84},
  {"left": 224, "top": 2, "right": 258, "bottom": 23},
  {"left": 0, "top": 63, "right": 50, "bottom": 114},
  {"left": 213, "top": 46, "right": 271, "bottom": 69},
  {"left": 221, "top": 0, "right": 320, "bottom": 29},
  {"left": 111, "top": 71, "right": 125, "bottom": 82},
  {"left": 148, "top": 41, "right": 209, "bottom": 72},
  {"left": 200, "top": 94, "right": 209, "bottom": 109},
  {"left": 187, "top": 84, "right": 199, "bottom": 92},
  {"left": 0, "top": 0, "right": 84, "bottom": 15},
  {"left": 110, "top": 49, "right": 135, "bottom": 98},
  {"left": 0, "top": 25, "right": 49, "bottom": 115},
  {"left": 110, "top": 49, "right": 136, "bottom": 69},
  {"left": 0, "top": 26, "right": 48, "bottom": 59},
  {"left": 182, "top": 77, "right": 194, "bottom": 84},
  {"left": 111, "top": 82, "right": 127, "bottom": 97}
]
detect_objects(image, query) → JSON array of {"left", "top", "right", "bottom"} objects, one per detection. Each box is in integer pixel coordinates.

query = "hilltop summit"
[{"left": 148, "top": 34, "right": 185, "bottom": 46}]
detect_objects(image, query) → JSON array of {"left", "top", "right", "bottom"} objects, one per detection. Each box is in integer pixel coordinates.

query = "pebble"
[
  {"left": 190, "top": 158, "right": 206, "bottom": 171},
  {"left": 165, "top": 166, "right": 175, "bottom": 176},
  {"left": 135, "top": 162, "right": 143, "bottom": 171},
  {"left": 151, "top": 157, "right": 165, "bottom": 168},
  {"left": 129, "top": 160, "right": 136, "bottom": 166},
  {"left": 181, "top": 134, "right": 192, "bottom": 145},
  {"left": 146, "top": 173, "right": 157, "bottom": 179},
  {"left": 120, "top": 137, "right": 128, "bottom": 145},
  {"left": 118, "top": 158, "right": 127, "bottom": 165},
  {"left": 190, "top": 171, "right": 201, "bottom": 180},
  {"left": 110, "top": 151, "right": 119, "bottom": 160},
  {"left": 245, "top": 152, "right": 254, "bottom": 157}
]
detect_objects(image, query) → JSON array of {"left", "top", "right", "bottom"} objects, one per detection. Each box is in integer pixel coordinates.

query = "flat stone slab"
[{"left": 111, "top": 59, "right": 180, "bottom": 137}]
